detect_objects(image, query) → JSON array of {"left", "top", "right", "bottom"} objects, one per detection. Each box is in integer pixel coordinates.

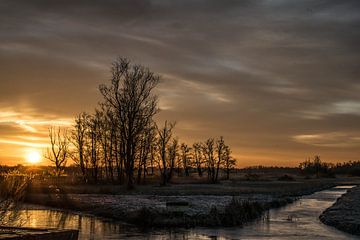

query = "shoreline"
[{"left": 320, "top": 185, "right": 360, "bottom": 236}]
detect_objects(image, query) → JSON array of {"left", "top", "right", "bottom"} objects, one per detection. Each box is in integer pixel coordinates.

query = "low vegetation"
[
  {"left": 127, "top": 198, "right": 272, "bottom": 227},
  {"left": 0, "top": 171, "right": 32, "bottom": 225}
]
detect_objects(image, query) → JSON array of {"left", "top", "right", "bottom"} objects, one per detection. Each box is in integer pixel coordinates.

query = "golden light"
[{"left": 26, "top": 151, "right": 41, "bottom": 164}]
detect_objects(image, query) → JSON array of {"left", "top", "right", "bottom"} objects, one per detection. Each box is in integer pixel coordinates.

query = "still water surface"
[{"left": 7, "top": 186, "right": 360, "bottom": 239}]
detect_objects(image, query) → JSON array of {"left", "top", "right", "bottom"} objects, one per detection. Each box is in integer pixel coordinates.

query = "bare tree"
[
  {"left": 215, "top": 136, "right": 225, "bottom": 181},
  {"left": 88, "top": 113, "right": 101, "bottom": 183},
  {"left": 193, "top": 142, "right": 203, "bottom": 177},
  {"left": 156, "top": 121, "right": 176, "bottom": 185},
  {"left": 70, "top": 112, "right": 90, "bottom": 182},
  {"left": 180, "top": 143, "right": 191, "bottom": 177},
  {"left": 203, "top": 138, "right": 216, "bottom": 183},
  {"left": 137, "top": 123, "right": 156, "bottom": 184},
  {"left": 45, "top": 127, "right": 69, "bottom": 177},
  {"left": 223, "top": 145, "right": 236, "bottom": 180},
  {"left": 99, "top": 57, "right": 159, "bottom": 189},
  {"left": 167, "top": 138, "right": 178, "bottom": 182},
  {"left": 106, "top": 108, "right": 118, "bottom": 182},
  {"left": 97, "top": 106, "right": 116, "bottom": 182}
]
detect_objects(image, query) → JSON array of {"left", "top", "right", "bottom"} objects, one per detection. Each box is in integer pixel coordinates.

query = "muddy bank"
[{"left": 320, "top": 186, "right": 360, "bottom": 235}]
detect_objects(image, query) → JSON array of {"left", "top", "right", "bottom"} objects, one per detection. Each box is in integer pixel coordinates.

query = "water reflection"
[
  {"left": 189, "top": 186, "right": 359, "bottom": 240},
  {"left": 3, "top": 186, "right": 359, "bottom": 240}
]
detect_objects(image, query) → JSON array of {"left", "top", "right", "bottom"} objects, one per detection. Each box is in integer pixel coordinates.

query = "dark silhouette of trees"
[
  {"left": 333, "top": 161, "right": 360, "bottom": 176},
  {"left": 223, "top": 145, "right": 235, "bottom": 180},
  {"left": 180, "top": 143, "right": 191, "bottom": 177},
  {"left": 299, "top": 155, "right": 332, "bottom": 177},
  {"left": 88, "top": 112, "right": 102, "bottom": 182},
  {"left": 99, "top": 58, "right": 159, "bottom": 189},
  {"left": 215, "top": 136, "right": 225, "bottom": 181},
  {"left": 137, "top": 123, "right": 156, "bottom": 184},
  {"left": 193, "top": 142, "right": 203, "bottom": 177},
  {"left": 47, "top": 57, "right": 237, "bottom": 188},
  {"left": 156, "top": 121, "right": 176, "bottom": 185},
  {"left": 203, "top": 138, "right": 216, "bottom": 183},
  {"left": 70, "top": 112, "right": 90, "bottom": 182},
  {"left": 201, "top": 137, "right": 234, "bottom": 183},
  {"left": 45, "top": 127, "right": 69, "bottom": 177},
  {"left": 167, "top": 138, "right": 179, "bottom": 182}
]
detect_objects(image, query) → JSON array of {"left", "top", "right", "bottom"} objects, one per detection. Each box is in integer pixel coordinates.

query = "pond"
[{"left": 4, "top": 186, "right": 359, "bottom": 239}]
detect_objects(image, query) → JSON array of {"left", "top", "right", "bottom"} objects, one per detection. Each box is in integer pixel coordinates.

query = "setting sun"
[{"left": 26, "top": 151, "right": 41, "bottom": 164}]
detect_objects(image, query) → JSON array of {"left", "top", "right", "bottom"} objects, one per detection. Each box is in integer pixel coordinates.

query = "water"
[{"left": 5, "top": 186, "right": 359, "bottom": 239}]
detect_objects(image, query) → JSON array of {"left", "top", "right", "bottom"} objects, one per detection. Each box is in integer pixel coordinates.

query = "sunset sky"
[{"left": 0, "top": 0, "right": 360, "bottom": 166}]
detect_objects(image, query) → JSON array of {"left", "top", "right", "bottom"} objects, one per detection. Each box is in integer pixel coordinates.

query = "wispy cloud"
[
  {"left": 160, "top": 74, "right": 232, "bottom": 105},
  {"left": 293, "top": 132, "right": 360, "bottom": 148},
  {"left": 299, "top": 101, "right": 360, "bottom": 120},
  {"left": 0, "top": 138, "right": 48, "bottom": 148}
]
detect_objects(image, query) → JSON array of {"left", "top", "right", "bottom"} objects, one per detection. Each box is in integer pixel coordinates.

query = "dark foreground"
[
  {"left": 24, "top": 177, "right": 350, "bottom": 228},
  {"left": 0, "top": 226, "right": 78, "bottom": 240},
  {"left": 320, "top": 185, "right": 360, "bottom": 235},
  {"left": 8, "top": 186, "right": 358, "bottom": 240}
]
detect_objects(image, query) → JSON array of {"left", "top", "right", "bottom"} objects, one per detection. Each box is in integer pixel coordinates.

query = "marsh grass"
[
  {"left": 126, "top": 196, "right": 293, "bottom": 228},
  {"left": 0, "top": 171, "right": 32, "bottom": 226}
]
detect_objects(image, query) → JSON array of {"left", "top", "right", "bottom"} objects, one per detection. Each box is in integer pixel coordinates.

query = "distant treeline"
[
  {"left": 2, "top": 156, "right": 360, "bottom": 181},
  {"left": 299, "top": 155, "right": 360, "bottom": 177},
  {"left": 44, "top": 58, "right": 236, "bottom": 188},
  {"left": 239, "top": 166, "right": 299, "bottom": 174}
]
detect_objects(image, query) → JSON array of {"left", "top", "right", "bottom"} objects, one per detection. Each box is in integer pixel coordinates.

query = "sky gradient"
[{"left": 1, "top": 0, "right": 360, "bottom": 166}]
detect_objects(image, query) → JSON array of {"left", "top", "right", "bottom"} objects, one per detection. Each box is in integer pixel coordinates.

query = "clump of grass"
[
  {"left": 0, "top": 170, "right": 33, "bottom": 225},
  {"left": 0, "top": 171, "right": 32, "bottom": 201},
  {"left": 193, "top": 198, "right": 266, "bottom": 227},
  {"left": 221, "top": 198, "right": 264, "bottom": 226}
]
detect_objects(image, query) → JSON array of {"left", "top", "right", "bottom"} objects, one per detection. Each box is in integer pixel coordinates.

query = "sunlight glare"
[{"left": 26, "top": 151, "right": 41, "bottom": 164}]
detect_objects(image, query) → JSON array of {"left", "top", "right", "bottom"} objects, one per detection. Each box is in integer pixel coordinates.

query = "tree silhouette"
[
  {"left": 99, "top": 57, "right": 159, "bottom": 189},
  {"left": 156, "top": 121, "right": 176, "bottom": 185},
  {"left": 193, "top": 142, "right": 204, "bottom": 177},
  {"left": 45, "top": 127, "right": 69, "bottom": 177},
  {"left": 70, "top": 112, "right": 90, "bottom": 182}
]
